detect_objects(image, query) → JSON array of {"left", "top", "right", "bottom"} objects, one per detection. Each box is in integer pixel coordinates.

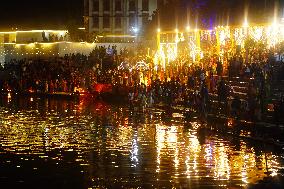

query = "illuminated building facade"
[
  {"left": 84, "top": 0, "right": 157, "bottom": 35},
  {"left": 0, "top": 29, "right": 137, "bottom": 64},
  {"left": 0, "top": 30, "right": 69, "bottom": 63},
  {"left": 281, "top": 0, "right": 284, "bottom": 22},
  {"left": 0, "top": 30, "right": 69, "bottom": 44}
]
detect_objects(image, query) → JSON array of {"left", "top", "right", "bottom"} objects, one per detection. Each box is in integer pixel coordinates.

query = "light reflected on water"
[{"left": 0, "top": 97, "right": 283, "bottom": 188}]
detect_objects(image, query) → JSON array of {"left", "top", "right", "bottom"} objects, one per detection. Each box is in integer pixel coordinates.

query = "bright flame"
[
  {"left": 186, "top": 26, "right": 190, "bottom": 31},
  {"left": 243, "top": 20, "right": 249, "bottom": 27}
]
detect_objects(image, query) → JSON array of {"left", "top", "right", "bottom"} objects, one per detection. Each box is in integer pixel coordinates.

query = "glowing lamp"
[
  {"left": 186, "top": 26, "right": 190, "bottom": 31},
  {"left": 133, "top": 27, "right": 139, "bottom": 33},
  {"left": 228, "top": 118, "right": 234, "bottom": 128},
  {"left": 243, "top": 20, "right": 249, "bottom": 27},
  {"left": 267, "top": 104, "right": 274, "bottom": 112}
]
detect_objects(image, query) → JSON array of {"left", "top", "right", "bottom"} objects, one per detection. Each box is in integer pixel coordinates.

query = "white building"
[
  {"left": 84, "top": 0, "right": 157, "bottom": 36},
  {"left": 0, "top": 30, "right": 68, "bottom": 63},
  {"left": 0, "top": 29, "right": 139, "bottom": 63}
]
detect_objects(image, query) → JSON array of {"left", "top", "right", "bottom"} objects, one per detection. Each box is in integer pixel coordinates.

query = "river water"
[{"left": 0, "top": 96, "right": 283, "bottom": 188}]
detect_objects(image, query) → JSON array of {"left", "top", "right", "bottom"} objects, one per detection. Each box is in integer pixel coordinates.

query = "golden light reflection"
[
  {"left": 7, "top": 92, "right": 11, "bottom": 103},
  {"left": 213, "top": 143, "right": 230, "bottom": 180},
  {"left": 130, "top": 130, "right": 139, "bottom": 167},
  {"left": 0, "top": 99, "right": 282, "bottom": 188},
  {"left": 156, "top": 124, "right": 166, "bottom": 173},
  {"left": 154, "top": 120, "right": 282, "bottom": 187}
]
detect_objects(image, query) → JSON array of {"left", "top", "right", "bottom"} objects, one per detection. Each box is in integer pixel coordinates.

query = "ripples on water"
[{"left": 0, "top": 96, "right": 283, "bottom": 188}]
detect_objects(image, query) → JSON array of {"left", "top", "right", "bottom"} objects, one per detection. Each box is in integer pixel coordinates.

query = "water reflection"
[{"left": 0, "top": 96, "right": 283, "bottom": 188}]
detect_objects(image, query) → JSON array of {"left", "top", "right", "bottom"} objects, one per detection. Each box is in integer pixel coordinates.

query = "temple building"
[{"left": 84, "top": 0, "right": 157, "bottom": 36}]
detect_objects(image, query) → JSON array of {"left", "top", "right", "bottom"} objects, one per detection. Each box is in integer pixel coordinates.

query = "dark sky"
[
  {"left": 0, "top": 0, "right": 280, "bottom": 31},
  {"left": 155, "top": 0, "right": 278, "bottom": 30},
  {"left": 0, "top": 0, "right": 83, "bottom": 30}
]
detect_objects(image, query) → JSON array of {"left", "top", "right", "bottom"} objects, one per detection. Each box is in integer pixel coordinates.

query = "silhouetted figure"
[
  {"left": 49, "top": 34, "right": 54, "bottom": 42},
  {"left": 59, "top": 35, "right": 64, "bottom": 41},
  {"left": 216, "top": 61, "right": 223, "bottom": 76},
  {"left": 231, "top": 96, "right": 241, "bottom": 118},
  {"left": 42, "top": 31, "right": 47, "bottom": 42},
  {"left": 217, "top": 79, "right": 228, "bottom": 108}
]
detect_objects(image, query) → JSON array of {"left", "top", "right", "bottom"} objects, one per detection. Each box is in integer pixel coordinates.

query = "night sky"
[
  {"left": 0, "top": 0, "right": 83, "bottom": 30},
  {"left": 154, "top": 0, "right": 278, "bottom": 30},
  {"left": 0, "top": 0, "right": 280, "bottom": 31}
]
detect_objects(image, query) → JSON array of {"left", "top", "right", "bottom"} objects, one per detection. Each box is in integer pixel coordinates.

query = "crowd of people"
[
  {"left": 126, "top": 58, "right": 283, "bottom": 121},
  {"left": 0, "top": 46, "right": 120, "bottom": 94},
  {"left": 122, "top": 49, "right": 284, "bottom": 123},
  {"left": 41, "top": 31, "right": 68, "bottom": 43},
  {"left": 0, "top": 44, "right": 284, "bottom": 123}
]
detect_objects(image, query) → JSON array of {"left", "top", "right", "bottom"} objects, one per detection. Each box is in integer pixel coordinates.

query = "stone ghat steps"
[
  {"left": 189, "top": 77, "right": 282, "bottom": 104},
  {"left": 231, "top": 85, "right": 248, "bottom": 94},
  {"left": 271, "top": 80, "right": 284, "bottom": 93},
  {"left": 227, "top": 77, "right": 253, "bottom": 83},
  {"left": 209, "top": 92, "right": 247, "bottom": 101},
  {"left": 152, "top": 103, "right": 284, "bottom": 132},
  {"left": 212, "top": 78, "right": 284, "bottom": 101}
]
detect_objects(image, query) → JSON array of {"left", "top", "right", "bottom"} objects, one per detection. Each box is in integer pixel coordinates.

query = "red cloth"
[{"left": 94, "top": 84, "right": 112, "bottom": 93}]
